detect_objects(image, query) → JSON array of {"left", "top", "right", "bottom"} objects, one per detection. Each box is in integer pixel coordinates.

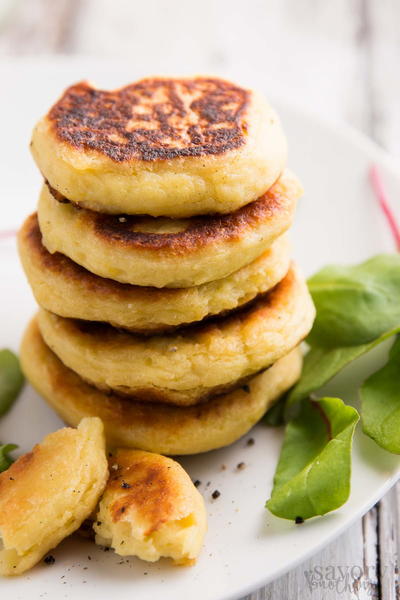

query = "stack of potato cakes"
[{"left": 19, "top": 76, "right": 315, "bottom": 455}]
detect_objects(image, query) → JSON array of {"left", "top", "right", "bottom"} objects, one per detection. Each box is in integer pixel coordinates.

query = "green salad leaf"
[
  {"left": 263, "top": 396, "right": 286, "bottom": 426},
  {"left": 285, "top": 327, "right": 400, "bottom": 420},
  {"left": 266, "top": 398, "right": 359, "bottom": 520},
  {"left": 267, "top": 254, "right": 400, "bottom": 522},
  {"left": 361, "top": 336, "right": 400, "bottom": 454},
  {"left": 0, "top": 443, "right": 18, "bottom": 472},
  {"left": 307, "top": 255, "right": 400, "bottom": 348},
  {"left": 0, "top": 350, "right": 23, "bottom": 472},
  {"left": 0, "top": 349, "right": 24, "bottom": 417}
]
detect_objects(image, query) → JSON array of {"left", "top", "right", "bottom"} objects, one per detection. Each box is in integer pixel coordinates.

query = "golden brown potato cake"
[
  {"left": 0, "top": 418, "right": 108, "bottom": 576},
  {"left": 94, "top": 449, "right": 207, "bottom": 565},
  {"left": 20, "top": 318, "right": 302, "bottom": 455},
  {"left": 36, "top": 265, "right": 315, "bottom": 406},
  {"left": 31, "top": 77, "right": 287, "bottom": 217},
  {"left": 37, "top": 170, "right": 301, "bottom": 288},
  {"left": 18, "top": 213, "right": 291, "bottom": 332}
]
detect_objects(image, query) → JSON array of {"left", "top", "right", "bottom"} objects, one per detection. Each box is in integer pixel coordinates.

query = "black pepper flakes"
[
  {"left": 44, "top": 555, "right": 55, "bottom": 565},
  {"left": 295, "top": 516, "right": 304, "bottom": 524},
  {"left": 211, "top": 490, "right": 221, "bottom": 499},
  {"left": 121, "top": 481, "right": 131, "bottom": 489},
  {"left": 193, "top": 479, "right": 201, "bottom": 487},
  {"left": 242, "top": 384, "right": 250, "bottom": 393},
  {"left": 246, "top": 438, "right": 255, "bottom": 446},
  {"left": 236, "top": 462, "right": 246, "bottom": 470}
]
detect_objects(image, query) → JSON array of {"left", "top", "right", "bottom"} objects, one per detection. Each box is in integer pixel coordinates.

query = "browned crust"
[
  {"left": 23, "top": 319, "right": 296, "bottom": 448},
  {"left": 106, "top": 450, "right": 175, "bottom": 533},
  {"left": 20, "top": 213, "right": 158, "bottom": 298},
  {"left": 48, "top": 358, "right": 246, "bottom": 425},
  {"left": 77, "top": 368, "right": 264, "bottom": 406},
  {"left": 19, "top": 214, "right": 292, "bottom": 336},
  {"left": 47, "top": 78, "right": 250, "bottom": 162},
  {"left": 70, "top": 266, "right": 295, "bottom": 341},
  {"left": 46, "top": 175, "right": 287, "bottom": 254},
  {"left": 36, "top": 266, "right": 305, "bottom": 406}
]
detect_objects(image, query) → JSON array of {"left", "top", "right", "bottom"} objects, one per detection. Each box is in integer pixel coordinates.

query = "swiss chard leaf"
[
  {"left": 361, "top": 336, "right": 400, "bottom": 454},
  {"left": 0, "top": 443, "right": 18, "bottom": 472},
  {"left": 0, "top": 349, "right": 24, "bottom": 417},
  {"left": 266, "top": 398, "right": 359, "bottom": 521},
  {"left": 307, "top": 255, "right": 400, "bottom": 348},
  {"left": 285, "top": 327, "right": 400, "bottom": 420}
]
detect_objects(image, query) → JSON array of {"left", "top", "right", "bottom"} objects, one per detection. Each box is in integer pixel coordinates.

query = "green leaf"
[
  {"left": 0, "top": 349, "right": 24, "bottom": 417},
  {"left": 285, "top": 327, "right": 400, "bottom": 420},
  {"left": 307, "top": 255, "right": 400, "bottom": 348},
  {"left": 0, "top": 443, "right": 18, "bottom": 472},
  {"left": 361, "top": 336, "right": 400, "bottom": 453},
  {"left": 266, "top": 397, "right": 359, "bottom": 520},
  {"left": 263, "top": 396, "right": 286, "bottom": 426}
]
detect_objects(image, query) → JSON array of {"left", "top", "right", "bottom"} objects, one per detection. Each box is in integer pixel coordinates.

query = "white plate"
[{"left": 0, "top": 59, "right": 399, "bottom": 600}]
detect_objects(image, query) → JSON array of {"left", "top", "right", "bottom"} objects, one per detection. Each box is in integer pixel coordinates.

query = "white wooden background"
[{"left": 0, "top": 1, "right": 399, "bottom": 598}]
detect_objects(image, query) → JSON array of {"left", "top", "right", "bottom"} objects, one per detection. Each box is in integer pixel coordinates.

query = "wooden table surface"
[{"left": 1, "top": 1, "right": 399, "bottom": 598}]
